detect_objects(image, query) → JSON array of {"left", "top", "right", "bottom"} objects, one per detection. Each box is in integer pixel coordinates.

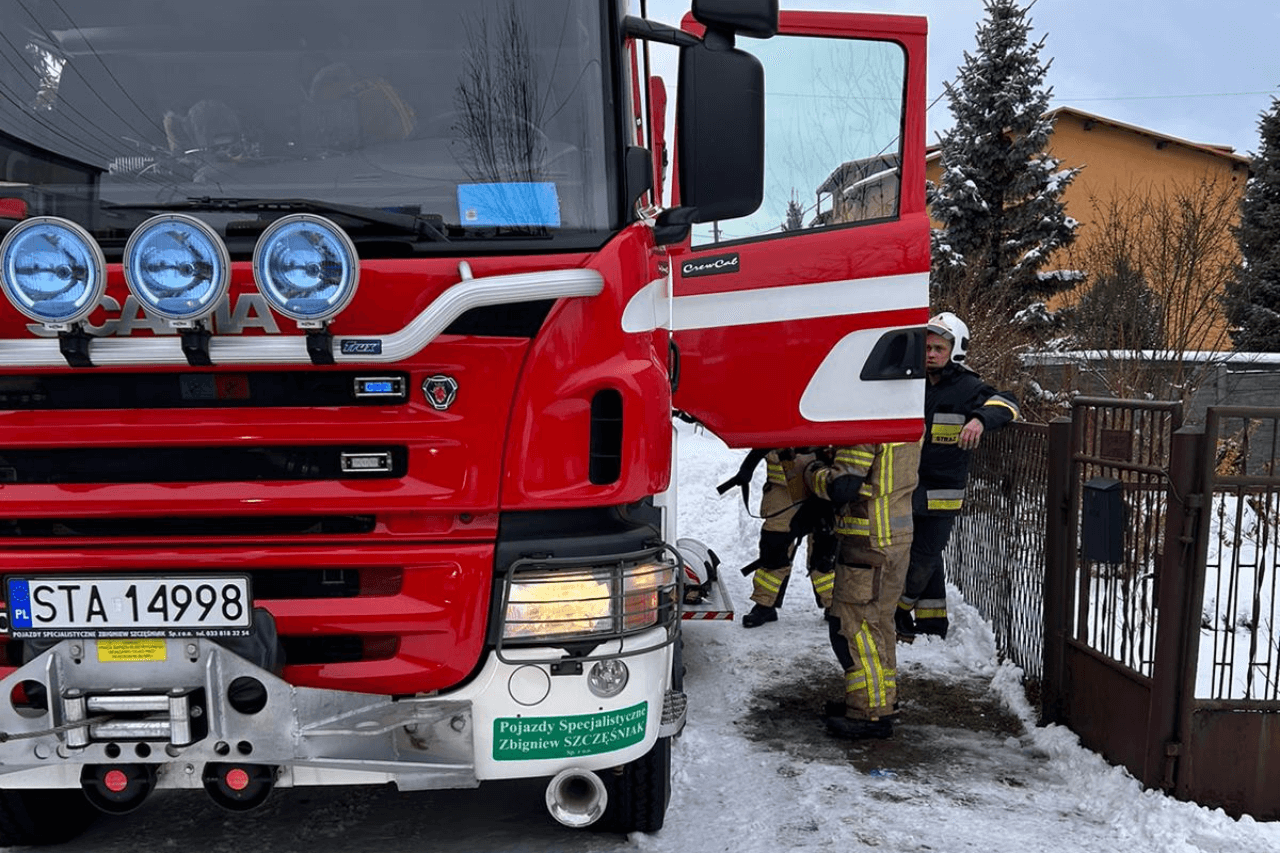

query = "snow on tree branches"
[
  {"left": 928, "top": 0, "right": 1079, "bottom": 320},
  {"left": 1224, "top": 97, "right": 1280, "bottom": 352}
]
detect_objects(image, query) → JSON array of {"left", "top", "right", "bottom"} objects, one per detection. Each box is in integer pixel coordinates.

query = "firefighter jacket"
[
  {"left": 806, "top": 442, "right": 921, "bottom": 567},
  {"left": 916, "top": 364, "right": 1020, "bottom": 517}
]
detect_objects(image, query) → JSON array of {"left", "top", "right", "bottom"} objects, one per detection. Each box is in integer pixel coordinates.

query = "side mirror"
[
  {"left": 676, "top": 40, "right": 765, "bottom": 223},
  {"left": 692, "top": 0, "right": 778, "bottom": 39}
]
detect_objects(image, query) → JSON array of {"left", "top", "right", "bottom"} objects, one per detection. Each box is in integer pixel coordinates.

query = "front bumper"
[{"left": 0, "top": 628, "right": 683, "bottom": 792}]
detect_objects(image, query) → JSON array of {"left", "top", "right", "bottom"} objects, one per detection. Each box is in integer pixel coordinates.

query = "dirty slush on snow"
[{"left": 740, "top": 660, "right": 1032, "bottom": 779}]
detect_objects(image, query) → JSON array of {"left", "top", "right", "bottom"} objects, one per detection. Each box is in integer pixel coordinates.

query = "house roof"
[
  {"left": 817, "top": 153, "right": 900, "bottom": 196},
  {"left": 925, "top": 105, "right": 1252, "bottom": 168}
]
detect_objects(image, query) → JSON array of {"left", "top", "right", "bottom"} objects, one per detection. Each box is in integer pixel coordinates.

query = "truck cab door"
[{"left": 670, "top": 12, "right": 929, "bottom": 448}]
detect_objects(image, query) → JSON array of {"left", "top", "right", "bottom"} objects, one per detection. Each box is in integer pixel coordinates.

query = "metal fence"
[
  {"left": 946, "top": 421, "right": 1049, "bottom": 681},
  {"left": 951, "top": 399, "right": 1280, "bottom": 818},
  {"left": 948, "top": 402, "right": 1185, "bottom": 685},
  {"left": 1068, "top": 399, "right": 1183, "bottom": 679},
  {"left": 1196, "top": 406, "right": 1280, "bottom": 703}
]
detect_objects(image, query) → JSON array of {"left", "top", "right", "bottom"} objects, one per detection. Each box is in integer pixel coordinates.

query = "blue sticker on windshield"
[{"left": 457, "top": 182, "right": 560, "bottom": 228}]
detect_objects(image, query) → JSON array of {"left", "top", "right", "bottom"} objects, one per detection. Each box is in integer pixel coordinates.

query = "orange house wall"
[{"left": 924, "top": 109, "right": 1249, "bottom": 350}]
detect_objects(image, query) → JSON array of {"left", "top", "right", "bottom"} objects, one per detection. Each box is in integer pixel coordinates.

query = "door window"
[{"left": 692, "top": 35, "right": 906, "bottom": 247}]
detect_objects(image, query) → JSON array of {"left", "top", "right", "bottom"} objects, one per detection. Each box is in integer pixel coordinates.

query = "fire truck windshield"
[{"left": 0, "top": 1, "right": 617, "bottom": 250}]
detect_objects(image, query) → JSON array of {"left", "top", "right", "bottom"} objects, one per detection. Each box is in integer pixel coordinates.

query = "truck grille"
[
  {"left": 0, "top": 516, "right": 377, "bottom": 538},
  {"left": 0, "top": 371, "right": 409, "bottom": 410},
  {"left": 0, "top": 446, "right": 406, "bottom": 484}
]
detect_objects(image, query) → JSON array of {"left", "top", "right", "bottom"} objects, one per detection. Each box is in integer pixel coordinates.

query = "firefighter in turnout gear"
[
  {"left": 896, "top": 312, "right": 1020, "bottom": 641},
  {"left": 805, "top": 441, "right": 920, "bottom": 739},
  {"left": 719, "top": 448, "right": 838, "bottom": 628}
]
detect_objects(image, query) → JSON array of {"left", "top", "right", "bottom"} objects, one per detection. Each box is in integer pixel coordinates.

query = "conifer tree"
[
  {"left": 1225, "top": 98, "right": 1280, "bottom": 351},
  {"left": 782, "top": 191, "right": 805, "bottom": 232},
  {"left": 929, "top": 0, "right": 1080, "bottom": 317},
  {"left": 1069, "top": 257, "right": 1164, "bottom": 350}
]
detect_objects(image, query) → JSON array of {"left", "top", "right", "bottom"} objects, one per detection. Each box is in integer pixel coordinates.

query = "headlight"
[
  {"left": 588, "top": 659, "right": 630, "bottom": 698},
  {"left": 503, "top": 560, "right": 676, "bottom": 642},
  {"left": 124, "top": 213, "right": 230, "bottom": 324},
  {"left": 252, "top": 214, "right": 358, "bottom": 326},
  {"left": 0, "top": 216, "right": 105, "bottom": 326}
]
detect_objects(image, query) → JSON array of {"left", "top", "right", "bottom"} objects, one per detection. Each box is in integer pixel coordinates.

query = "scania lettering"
[
  {"left": 26, "top": 293, "right": 282, "bottom": 337},
  {"left": 0, "top": 0, "right": 928, "bottom": 843}
]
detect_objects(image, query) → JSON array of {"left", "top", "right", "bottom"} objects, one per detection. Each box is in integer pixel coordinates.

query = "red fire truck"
[{"left": 0, "top": 0, "right": 927, "bottom": 843}]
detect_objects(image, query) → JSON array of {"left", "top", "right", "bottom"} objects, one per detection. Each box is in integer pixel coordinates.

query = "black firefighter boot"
[
  {"left": 825, "top": 714, "right": 895, "bottom": 740},
  {"left": 741, "top": 603, "right": 778, "bottom": 628},
  {"left": 823, "top": 699, "right": 901, "bottom": 718},
  {"left": 742, "top": 572, "right": 788, "bottom": 628},
  {"left": 894, "top": 605, "right": 917, "bottom": 643}
]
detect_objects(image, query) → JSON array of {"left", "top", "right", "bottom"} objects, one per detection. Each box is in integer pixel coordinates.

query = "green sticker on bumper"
[{"left": 493, "top": 701, "right": 648, "bottom": 761}]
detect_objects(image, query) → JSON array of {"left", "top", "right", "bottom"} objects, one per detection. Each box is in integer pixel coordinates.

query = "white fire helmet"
[
  {"left": 676, "top": 537, "right": 718, "bottom": 602},
  {"left": 926, "top": 311, "right": 970, "bottom": 365}
]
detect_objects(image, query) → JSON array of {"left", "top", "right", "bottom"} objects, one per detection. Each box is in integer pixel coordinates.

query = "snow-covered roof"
[
  {"left": 1044, "top": 106, "right": 1251, "bottom": 166},
  {"left": 817, "top": 153, "right": 900, "bottom": 196},
  {"left": 1022, "top": 349, "right": 1280, "bottom": 366},
  {"left": 926, "top": 105, "right": 1252, "bottom": 168}
]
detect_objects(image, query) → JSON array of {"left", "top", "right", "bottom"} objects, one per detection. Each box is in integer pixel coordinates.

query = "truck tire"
[
  {"left": 0, "top": 789, "right": 96, "bottom": 846},
  {"left": 599, "top": 635, "right": 679, "bottom": 833},
  {"left": 599, "top": 734, "right": 671, "bottom": 834}
]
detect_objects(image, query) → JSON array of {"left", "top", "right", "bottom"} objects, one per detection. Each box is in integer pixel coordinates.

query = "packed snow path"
[{"left": 27, "top": 424, "right": 1280, "bottom": 853}]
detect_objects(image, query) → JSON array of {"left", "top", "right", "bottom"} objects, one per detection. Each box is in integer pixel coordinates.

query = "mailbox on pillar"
[{"left": 1082, "top": 477, "right": 1124, "bottom": 564}]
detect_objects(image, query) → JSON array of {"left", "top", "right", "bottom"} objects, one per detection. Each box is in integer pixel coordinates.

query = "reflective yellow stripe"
[
  {"left": 753, "top": 572, "right": 783, "bottom": 594},
  {"left": 916, "top": 598, "right": 947, "bottom": 620},
  {"left": 926, "top": 488, "right": 964, "bottom": 512},
  {"left": 835, "top": 517, "right": 870, "bottom": 536},
  {"left": 851, "top": 620, "right": 889, "bottom": 708},
  {"left": 931, "top": 422, "right": 962, "bottom": 444},
  {"left": 766, "top": 460, "right": 786, "bottom": 485},
  {"left": 812, "top": 469, "right": 830, "bottom": 501},
  {"left": 810, "top": 572, "right": 834, "bottom": 594},
  {"left": 982, "top": 398, "right": 1021, "bottom": 420}
]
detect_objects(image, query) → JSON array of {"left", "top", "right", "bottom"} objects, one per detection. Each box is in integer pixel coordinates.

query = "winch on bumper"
[{"left": 0, "top": 628, "right": 685, "bottom": 805}]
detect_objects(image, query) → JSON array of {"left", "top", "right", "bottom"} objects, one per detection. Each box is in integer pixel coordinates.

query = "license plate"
[{"left": 4, "top": 575, "right": 252, "bottom": 638}]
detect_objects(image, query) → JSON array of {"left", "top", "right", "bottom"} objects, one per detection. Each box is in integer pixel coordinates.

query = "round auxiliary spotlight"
[
  {"left": 0, "top": 216, "right": 106, "bottom": 326},
  {"left": 123, "top": 213, "right": 230, "bottom": 324},
  {"left": 252, "top": 214, "right": 359, "bottom": 326}
]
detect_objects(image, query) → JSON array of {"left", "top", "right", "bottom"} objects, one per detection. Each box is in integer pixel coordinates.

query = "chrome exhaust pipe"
[{"left": 545, "top": 767, "right": 608, "bottom": 828}]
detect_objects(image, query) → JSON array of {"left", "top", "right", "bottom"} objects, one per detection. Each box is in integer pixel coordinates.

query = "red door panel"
[{"left": 671, "top": 12, "right": 930, "bottom": 448}]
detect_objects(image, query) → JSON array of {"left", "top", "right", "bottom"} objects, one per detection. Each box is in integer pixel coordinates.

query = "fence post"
[
  {"left": 1041, "top": 416, "right": 1073, "bottom": 725},
  {"left": 1143, "top": 423, "right": 1204, "bottom": 791}
]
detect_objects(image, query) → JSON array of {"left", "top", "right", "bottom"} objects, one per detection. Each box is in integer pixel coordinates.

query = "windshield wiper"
[{"left": 106, "top": 197, "right": 451, "bottom": 242}]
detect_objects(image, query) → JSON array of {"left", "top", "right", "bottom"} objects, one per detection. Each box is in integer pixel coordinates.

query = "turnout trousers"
[
  {"left": 749, "top": 452, "right": 836, "bottom": 610},
  {"left": 749, "top": 471, "right": 802, "bottom": 608},
  {"left": 827, "top": 543, "right": 910, "bottom": 721},
  {"left": 898, "top": 514, "right": 954, "bottom": 638},
  {"left": 749, "top": 530, "right": 837, "bottom": 611}
]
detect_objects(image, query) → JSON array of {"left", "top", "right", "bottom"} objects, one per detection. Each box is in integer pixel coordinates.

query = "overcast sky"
[{"left": 644, "top": 0, "right": 1280, "bottom": 159}]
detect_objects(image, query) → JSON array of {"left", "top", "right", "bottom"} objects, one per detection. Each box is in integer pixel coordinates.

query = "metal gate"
[{"left": 1039, "top": 398, "right": 1280, "bottom": 819}]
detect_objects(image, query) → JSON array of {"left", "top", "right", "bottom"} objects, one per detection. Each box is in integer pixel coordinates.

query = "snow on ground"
[
  {"left": 37, "top": 423, "right": 1280, "bottom": 853},
  {"left": 658, "top": 421, "right": 1280, "bottom": 853}
]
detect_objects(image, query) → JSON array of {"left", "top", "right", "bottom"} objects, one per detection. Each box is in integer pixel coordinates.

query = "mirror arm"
[
  {"left": 654, "top": 206, "right": 697, "bottom": 245},
  {"left": 701, "top": 28, "right": 736, "bottom": 51},
  {"left": 622, "top": 16, "right": 700, "bottom": 48}
]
